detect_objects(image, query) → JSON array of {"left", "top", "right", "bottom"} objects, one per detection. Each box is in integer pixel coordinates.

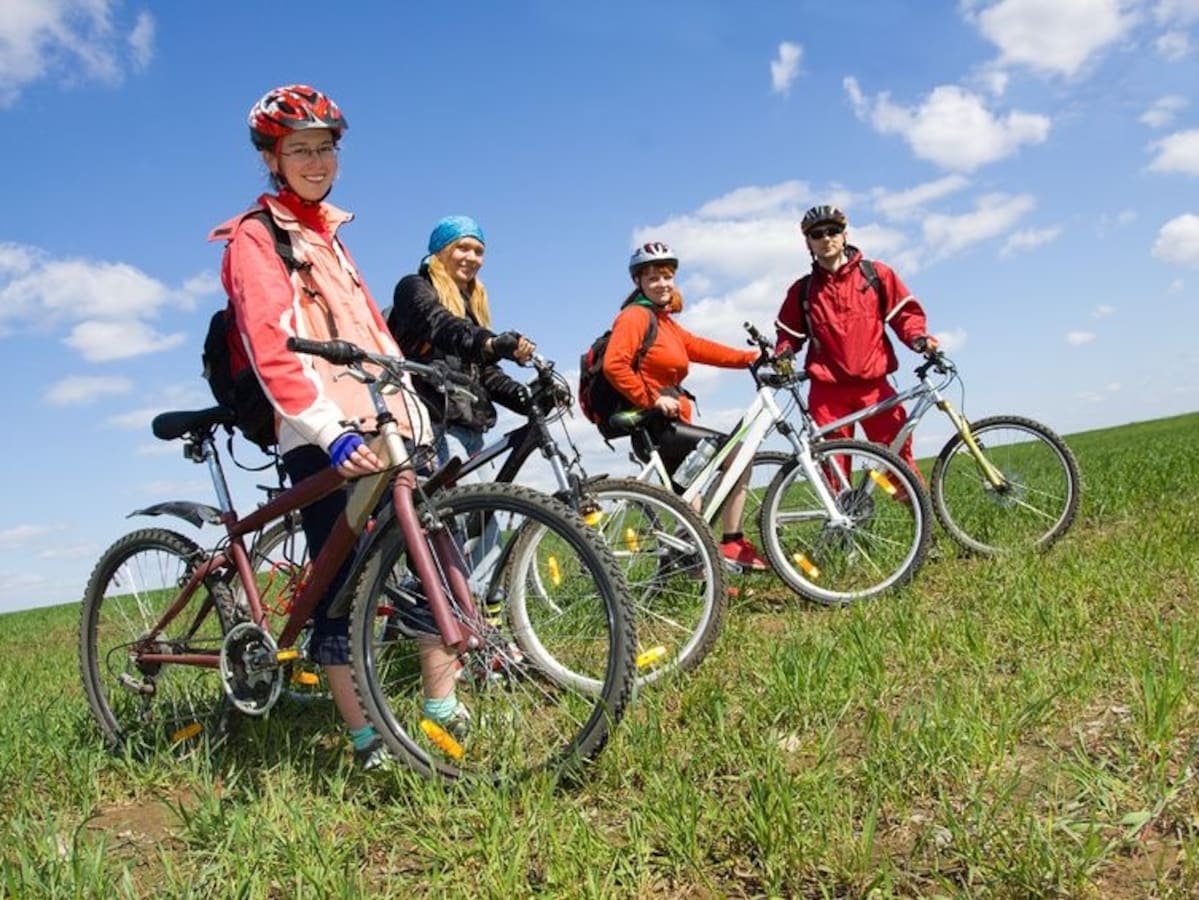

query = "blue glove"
[{"left": 329, "top": 432, "right": 364, "bottom": 468}]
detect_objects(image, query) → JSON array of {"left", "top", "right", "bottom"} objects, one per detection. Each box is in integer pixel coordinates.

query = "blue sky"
[{"left": 2, "top": 0, "right": 1198, "bottom": 614}]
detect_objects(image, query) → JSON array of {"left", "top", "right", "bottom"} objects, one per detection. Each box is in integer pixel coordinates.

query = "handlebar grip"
[{"left": 286, "top": 337, "right": 365, "bottom": 365}]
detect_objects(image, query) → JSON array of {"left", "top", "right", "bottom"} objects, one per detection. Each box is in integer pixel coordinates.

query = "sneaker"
[
  {"left": 440, "top": 702, "right": 471, "bottom": 741},
  {"left": 354, "top": 736, "right": 395, "bottom": 772},
  {"left": 720, "top": 537, "right": 769, "bottom": 571}
]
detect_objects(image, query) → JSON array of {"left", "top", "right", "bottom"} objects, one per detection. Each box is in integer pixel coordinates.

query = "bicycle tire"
[
  {"left": 759, "top": 439, "right": 932, "bottom": 605},
  {"left": 79, "top": 528, "right": 236, "bottom": 756},
  {"left": 930, "top": 414, "right": 1081, "bottom": 556},
  {"left": 348, "top": 482, "right": 635, "bottom": 783},
  {"left": 510, "top": 478, "right": 726, "bottom": 687}
]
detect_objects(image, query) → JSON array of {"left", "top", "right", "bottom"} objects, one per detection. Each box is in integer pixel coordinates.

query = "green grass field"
[{"left": 3, "top": 412, "right": 1198, "bottom": 898}]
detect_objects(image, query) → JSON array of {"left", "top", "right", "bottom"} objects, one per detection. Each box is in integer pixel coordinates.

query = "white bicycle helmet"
[{"left": 628, "top": 241, "right": 679, "bottom": 278}]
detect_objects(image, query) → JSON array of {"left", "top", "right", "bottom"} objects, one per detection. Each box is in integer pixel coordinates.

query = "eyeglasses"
[
  {"left": 279, "top": 143, "right": 338, "bottom": 162},
  {"left": 807, "top": 225, "right": 844, "bottom": 240}
]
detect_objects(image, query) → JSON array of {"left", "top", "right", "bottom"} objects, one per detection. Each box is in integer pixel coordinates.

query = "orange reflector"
[
  {"left": 583, "top": 510, "right": 604, "bottom": 527},
  {"left": 793, "top": 553, "right": 821, "bottom": 579},
  {"left": 171, "top": 723, "right": 203, "bottom": 744},
  {"left": 635, "top": 646, "right": 668, "bottom": 669},
  {"left": 546, "top": 556, "right": 561, "bottom": 586},
  {"left": 624, "top": 528, "right": 640, "bottom": 553},
  {"left": 869, "top": 470, "right": 897, "bottom": 496},
  {"left": 420, "top": 719, "right": 465, "bottom": 759}
]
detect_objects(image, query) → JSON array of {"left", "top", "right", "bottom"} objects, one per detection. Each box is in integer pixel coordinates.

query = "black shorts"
[{"left": 631, "top": 418, "right": 727, "bottom": 484}]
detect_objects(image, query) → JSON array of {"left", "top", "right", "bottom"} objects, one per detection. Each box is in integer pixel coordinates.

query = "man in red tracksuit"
[{"left": 773, "top": 205, "right": 938, "bottom": 478}]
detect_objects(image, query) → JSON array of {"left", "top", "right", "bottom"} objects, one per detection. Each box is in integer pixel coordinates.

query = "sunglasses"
[{"left": 807, "top": 225, "right": 844, "bottom": 240}]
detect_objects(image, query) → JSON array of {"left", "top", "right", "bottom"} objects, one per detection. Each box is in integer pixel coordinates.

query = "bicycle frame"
[
  {"left": 808, "top": 355, "right": 1007, "bottom": 488},
  {"left": 633, "top": 376, "right": 854, "bottom": 530}
]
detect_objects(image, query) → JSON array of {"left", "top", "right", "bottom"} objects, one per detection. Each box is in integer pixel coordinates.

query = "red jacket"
[
  {"left": 774, "top": 249, "right": 928, "bottom": 384},
  {"left": 603, "top": 299, "right": 757, "bottom": 423}
]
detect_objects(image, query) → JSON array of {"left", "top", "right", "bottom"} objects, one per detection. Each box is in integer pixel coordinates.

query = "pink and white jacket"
[{"left": 209, "top": 195, "right": 431, "bottom": 455}]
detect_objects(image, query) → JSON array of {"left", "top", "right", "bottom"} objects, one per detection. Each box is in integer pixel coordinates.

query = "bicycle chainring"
[{"left": 220, "top": 621, "right": 285, "bottom": 716}]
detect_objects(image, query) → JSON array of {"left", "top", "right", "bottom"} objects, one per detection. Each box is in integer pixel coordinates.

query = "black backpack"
[
  {"left": 578, "top": 300, "right": 657, "bottom": 439},
  {"left": 202, "top": 210, "right": 301, "bottom": 452}
]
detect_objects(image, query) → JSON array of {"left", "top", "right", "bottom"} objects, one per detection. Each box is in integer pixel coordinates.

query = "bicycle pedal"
[{"left": 291, "top": 671, "right": 320, "bottom": 687}]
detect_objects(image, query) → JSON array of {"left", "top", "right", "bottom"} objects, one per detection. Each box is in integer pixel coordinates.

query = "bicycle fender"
[{"left": 127, "top": 501, "right": 223, "bottom": 529}]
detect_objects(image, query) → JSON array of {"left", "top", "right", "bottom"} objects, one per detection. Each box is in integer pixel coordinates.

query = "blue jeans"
[{"left": 432, "top": 424, "right": 498, "bottom": 585}]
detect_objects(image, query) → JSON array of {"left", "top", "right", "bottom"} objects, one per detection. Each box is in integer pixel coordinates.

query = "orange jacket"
[{"left": 602, "top": 299, "right": 757, "bottom": 423}]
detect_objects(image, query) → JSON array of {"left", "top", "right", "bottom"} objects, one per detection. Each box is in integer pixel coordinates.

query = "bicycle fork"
[{"left": 937, "top": 400, "right": 1007, "bottom": 489}]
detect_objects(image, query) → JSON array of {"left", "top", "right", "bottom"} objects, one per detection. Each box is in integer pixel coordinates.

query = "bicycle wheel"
[
  {"left": 349, "top": 483, "right": 635, "bottom": 782},
  {"left": 513, "top": 478, "right": 725, "bottom": 687},
  {"left": 930, "top": 415, "right": 1081, "bottom": 556},
  {"left": 79, "top": 528, "right": 235, "bottom": 756},
  {"left": 759, "top": 439, "right": 932, "bottom": 605}
]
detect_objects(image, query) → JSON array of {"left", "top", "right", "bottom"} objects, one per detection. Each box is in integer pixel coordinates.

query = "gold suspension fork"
[{"left": 937, "top": 400, "right": 1006, "bottom": 489}]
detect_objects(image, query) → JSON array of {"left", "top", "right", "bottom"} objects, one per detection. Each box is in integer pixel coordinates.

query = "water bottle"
[{"left": 673, "top": 437, "right": 718, "bottom": 489}]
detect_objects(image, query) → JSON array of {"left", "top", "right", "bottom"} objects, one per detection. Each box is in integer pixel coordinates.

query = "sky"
[{"left": 2, "top": 0, "right": 1198, "bottom": 614}]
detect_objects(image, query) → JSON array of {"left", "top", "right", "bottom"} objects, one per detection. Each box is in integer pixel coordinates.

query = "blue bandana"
[{"left": 427, "top": 215, "right": 485, "bottom": 255}]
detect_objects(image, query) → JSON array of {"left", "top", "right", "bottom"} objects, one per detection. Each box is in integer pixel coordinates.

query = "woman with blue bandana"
[{"left": 387, "top": 215, "right": 535, "bottom": 465}]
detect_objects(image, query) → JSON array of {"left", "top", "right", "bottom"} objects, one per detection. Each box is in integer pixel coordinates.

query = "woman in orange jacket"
[{"left": 602, "top": 242, "right": 767, "bottom": 570}]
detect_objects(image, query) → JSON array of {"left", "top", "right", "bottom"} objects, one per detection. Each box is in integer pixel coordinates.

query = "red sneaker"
[{"left": 720, "top": 537, "right": 769, "bottom": 571}]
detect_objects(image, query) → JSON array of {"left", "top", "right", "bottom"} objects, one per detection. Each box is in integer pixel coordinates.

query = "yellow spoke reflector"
[
  {"left": 583, "top": 509, "right": 604, "bottom": 527},
  {"left": 624, "top": 528, "right": 640, "bottom": 553},
  {"left": 420, "top": 719, "right": 465, "bottom": 760},
  {"left": 171, "top": 723, "right": 203, "bottom": 744},
  {"left": 275, "top": 648, "right": 300, "bottom": 663},
  {"left": 793, "top": 553, "right": 821, "bottom": 579},
  {"left": 868, "top": 470, "right": 898, "bottom": 496},
  {"left": 291, "top": 671, "right": 320, "bottom": 686},
  {"left": 636, "top": 646, "right": 668, "bottom": 669},
  {"left": 546, "top": 556, "right": 561, "bottom": 586}
]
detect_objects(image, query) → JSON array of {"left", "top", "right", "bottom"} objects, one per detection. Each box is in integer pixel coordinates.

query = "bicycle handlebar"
[{"left": 286, "top": 336, "right": 476, "bottom": 391}]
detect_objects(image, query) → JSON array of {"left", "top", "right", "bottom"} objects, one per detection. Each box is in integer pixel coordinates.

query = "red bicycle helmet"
[{"left": 248, "top": 85, "right": 348, "bottom": 151}]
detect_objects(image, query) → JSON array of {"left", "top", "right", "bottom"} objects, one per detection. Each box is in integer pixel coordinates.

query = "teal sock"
[
  {"left": 423, "top": 695, "right": 458, "bottom": 722},
  {"left": 349, "top": 725, "right": 377, "bottom": 751}
]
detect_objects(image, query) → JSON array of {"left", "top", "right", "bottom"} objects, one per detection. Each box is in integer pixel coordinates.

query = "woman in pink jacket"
[{"left": 212, "top": 85, "right": 461, "bottom": 769}]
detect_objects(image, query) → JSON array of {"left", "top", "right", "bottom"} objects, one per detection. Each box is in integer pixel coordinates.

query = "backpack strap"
[
  {"left": 630, "top": 303, "right": 657, "bottom": 372},
  {"left": 799, "top": 259, "right": 887, "bottom": 328},
  {"left": 245, "top": 209, "right": 310, "bottom": 273}
]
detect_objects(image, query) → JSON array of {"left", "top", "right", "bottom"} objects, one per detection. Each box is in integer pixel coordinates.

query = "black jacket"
[{"left": 388, "top": 267, "right": 529, "bottom": 430}]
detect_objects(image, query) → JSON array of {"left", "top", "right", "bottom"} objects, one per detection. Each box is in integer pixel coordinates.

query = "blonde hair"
[
  {"left": 427, "top": 244, "right": 492, "bottom": 327},
  {"left": 627, "top": 263, "right": 683, "bottom": 312}
]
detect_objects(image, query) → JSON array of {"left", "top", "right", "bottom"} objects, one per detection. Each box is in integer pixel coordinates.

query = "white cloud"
[
  {"left": 934, "top": 328, "right": 969, "bottom": 353},
  {"left": 1000, "top": 225, "right": 1063, "bottom": 256},
  {"left": 1147, "top": 129, "right": 1199, "bottom": 175},
  {"left": 39, "top": 544, "right": 96, "bottom": 561},
  {"left": 0, "top": 1, "right": 156, "bottom": 107},
  {"left": 1067, "top": 331, "right": 1097, "bottom": 345},
  {"left": 127, "top": 11, "right": 154, "bottom": 70},
  {"left": 1155, "top": 0, "right": 1199, "bottom": 25},
  {"left": 770, "top": 42, "right": 802, "bottom": 96},
  {"left": 922, "top": 193, "right": 1037, "bottom": 259},
  {"left": 1168, "top": 277, "right": 1185, "bottom": 292},
  {"left": 65, "top": 320, "right": 186, "bottom": 362},
  {"left": 0, "top": 524, "right": 59, "bottom": 548},
  {"left": 844, "top": 78, "right": 1050, "bottom": 172},
  {"left": 968, "top": 0, "right": 1140, "bottom": 77},
  {"left": 874, "top": 176, "right": 971, "bottom": 221},
  {"left": 696, "top": 181, "right": 809, "bottom": 219},
  {"left": 45, "top": 375, "right": 133, "bottom": 405},
  {"left": 1156, "top": 30, "right": 1191, "bottom": 59},
  {"left": 1153, "top": 213, "right": 1199, "bottom": 266},
  {"left": 0, "top": 242, "right": 202, "bottom": 358},
  {"left": 1141, "top": 95, "right": 1189, "bottom": 128},
  {"left": 632, "top": 215, "right": 800, "bottom": 283},
  {"left": 1093, "top": 304, "right": 1116, "bottom": 318}
]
